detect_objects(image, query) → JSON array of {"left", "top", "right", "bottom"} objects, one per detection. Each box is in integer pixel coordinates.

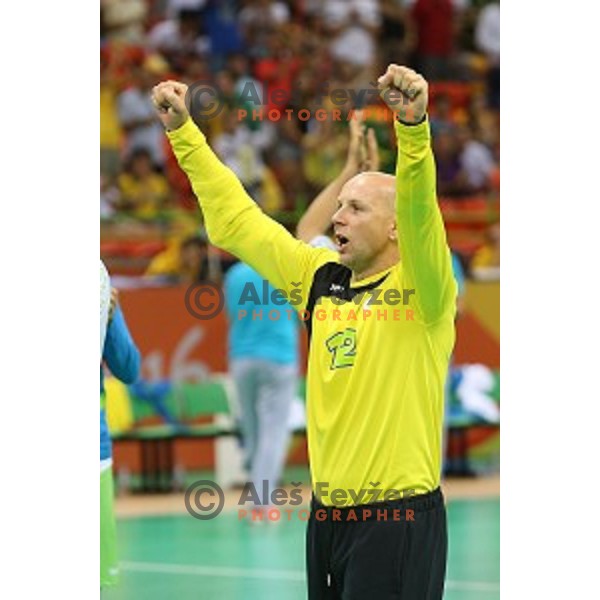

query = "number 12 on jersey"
[{"left": 325, "top": 328, "right": 357, "bottom": 370}]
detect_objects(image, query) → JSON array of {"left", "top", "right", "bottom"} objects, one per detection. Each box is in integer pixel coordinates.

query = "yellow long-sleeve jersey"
[{"left": 167, "top": 117, "right": 457, "bottom": 506}]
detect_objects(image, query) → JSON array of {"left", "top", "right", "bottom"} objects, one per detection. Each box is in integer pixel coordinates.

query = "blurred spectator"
[
  {"left": 302, "top": 113, "right": 348, "bottom": 194},
  {"left": 457, "top": 125, "right": 496, "bottom": 192},
  {"left": 405, "top": 0, "right": 468, "bottom": 81},
  {"left": 146, "top": 232, "right": 223, "bottom": 284},
  {"left": 429, "top": 92, "right": 458, "bottom": 138},
  {"left": 101, "top": 0, "right": 147, "bottom": 43},
  {"left": 182, "top": 52, "right": 211, "bottom": 82},
  {"left": 101, "top": 174, "right": 120, "bottom": 219},
  {"left": 228, "top": 52, "right": 264, "bottom": 106},
  {"left": 253, "top": 31, "right": 302, "bottom": 113},
  {"left": 379, "top": 0, "right": 416, "bottom": 67},
  {"left": 471, "top": 222, "right": 500, "bottom": 280},
  {"left": 434, "top": 123, "right": 497, "bottom": 197},
  {"left": 269, "top": 118, "right": 306, "bottom": 210},
  {"left": 321, "top": 0, "right": 381, "bottom": 69},
  {"left": 179, "top": 234, "right": 212, "bottom": 282},
  {"left": 433, "top": 129, "right": 467, "bottom": 197},
  {"left": 209, "top": 70, "right": 269, "bottom": 136},
  {"left": 117, "top": 56, "right": 168, "bottom": 167},
  {"left": 145, "top": 217, "right": 198, "bottom": 271},
  {"left": 469, "top": 93, "right": 500, "bottom": 151},
  {"left": 147, "top": 8, "right": 210, "bottom": 70},
  {"left": 238, "top": 0, "right": 291, "bottom": 58},
  {"left": 214, "top": 68, "right": 243, "bottom": 106},
  {"left": 291, "top": 23, "right": 332, "bottom": 89},
  {"left": 117, "top": 149, "right": 170, "bottom": 220},
  {"left": 166, "top": 0, "right": 208, "bottom": 18},
  {"left": 101, "top": 0, "right": 500, "bottom": 272},
  {"left": 100, "top": 47, "right": 126, "bottom": 181},
  {"left": 475, "top": 1, "right": 500, "bottom": 109},
  {"left": 212, "top": 109, "right": 272, "bottom": 204},
  {"left": 201, "top": 1, "right": 244, "bottom": 70}
]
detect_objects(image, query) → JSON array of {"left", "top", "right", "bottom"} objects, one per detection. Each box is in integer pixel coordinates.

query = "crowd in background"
[{"left": 100, "top": 0, "right": 500, "bottom": 281}]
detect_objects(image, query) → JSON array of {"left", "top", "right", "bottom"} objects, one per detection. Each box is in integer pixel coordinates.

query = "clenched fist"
[
  {"left": 377, "top": 65, "right": 428, "bottom": 124},
  {"left": 152, "top": 80, "right": 190, "bottom": 131}
]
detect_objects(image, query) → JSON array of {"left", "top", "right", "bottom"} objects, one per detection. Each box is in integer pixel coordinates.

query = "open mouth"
[{"left": 335, "top": 233, "right": 350, "bottom": 250}]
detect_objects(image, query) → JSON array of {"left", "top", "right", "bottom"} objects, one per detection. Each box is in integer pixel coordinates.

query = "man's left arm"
[
  {"left": 395, "top": 118, "right": 456, "bottom": 323},
  {"left": 378, "top": 64, "right": 457, "bottom": 324}
]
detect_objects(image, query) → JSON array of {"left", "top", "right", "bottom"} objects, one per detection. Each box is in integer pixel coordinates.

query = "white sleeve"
[
  {"left": 100, "top": 260, "right": 111, "bottom": 361},
  {"left": 309, "top": 235, "right": 337, "bottom": 251},
  {"left": 475, "top": 4, "right": 501, "bottom": 56},
  {"left": 354, "top": 0, "right": 382, "bottom": 27},
  {"left": 147, "top": 20, "right": 178, "bottom": 51},
  {"left": 117, "top": 90, "right": 141, "bottom": 125},
  {"left": 272, "top": 2, "right": 290, "bottom": 24},
  {"left": 322, "top": 0, "right": 348, "bottom": 26}
]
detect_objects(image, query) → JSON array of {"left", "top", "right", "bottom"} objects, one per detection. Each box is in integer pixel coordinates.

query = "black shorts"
[{"left": 306, "top": 488, "right": 447, "bottom": 600}]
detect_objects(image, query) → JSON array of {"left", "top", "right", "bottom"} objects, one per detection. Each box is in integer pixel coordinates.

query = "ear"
[{"left": 388, "top": 221, "right": 398, "bottom": 242}]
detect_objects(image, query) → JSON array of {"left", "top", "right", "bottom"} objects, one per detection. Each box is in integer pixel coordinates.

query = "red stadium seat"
[
  {"left": 440, "top": 195, "right": 499, "bottom": 258},
  {"left": 429, "top": 82, "right": 473, "bottom": 111}
]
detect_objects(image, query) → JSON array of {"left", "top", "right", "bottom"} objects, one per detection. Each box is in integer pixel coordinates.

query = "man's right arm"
[{"left": 154, "top": 81, "right": 336, "bottom": 308}]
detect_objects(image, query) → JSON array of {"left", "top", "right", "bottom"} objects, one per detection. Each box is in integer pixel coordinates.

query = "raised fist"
[
  {"left": 377, "top": 65, "right": 428, "bottom": 124},
  {"left": 151, "top": 80, "right": 190, "bottom": 131}
]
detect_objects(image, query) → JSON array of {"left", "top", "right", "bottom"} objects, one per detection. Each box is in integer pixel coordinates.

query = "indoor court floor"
[{"left": 103, "top": 481, "right": 499, "bottom": 600}]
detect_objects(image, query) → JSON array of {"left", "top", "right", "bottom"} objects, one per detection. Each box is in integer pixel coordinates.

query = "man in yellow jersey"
[{"left": 152, "top": 64, "right": 457, "bottom": 600}]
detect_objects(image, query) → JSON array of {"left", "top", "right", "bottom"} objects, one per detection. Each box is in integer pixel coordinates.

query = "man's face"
[{"left": 332, "top": 173, "right": 397, "bottom": 275}]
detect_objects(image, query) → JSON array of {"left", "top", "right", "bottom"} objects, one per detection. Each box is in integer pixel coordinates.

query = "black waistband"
[{"left": 311, "top": 487, "right": 444, "bottom": 517}]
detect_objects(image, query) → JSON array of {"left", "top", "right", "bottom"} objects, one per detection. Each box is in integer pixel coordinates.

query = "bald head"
[
  {"left": 333, "top": 171, "right": 399, "bottom": 280},
  {"left": 340, "top": 172, "right": 397, "bottom": 214}
]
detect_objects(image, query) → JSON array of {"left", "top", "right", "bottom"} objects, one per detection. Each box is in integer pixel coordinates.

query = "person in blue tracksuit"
[
  {"left": 224, "top": 262, "right": 298, "bottom": 517},
  {"left": 100, "top": 289, "right": 141, "bottom": 586}
]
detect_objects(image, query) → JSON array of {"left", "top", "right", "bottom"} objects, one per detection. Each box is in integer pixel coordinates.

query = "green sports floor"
[{"left": 102, "top": 498, "right": 499, "bottom": 599}]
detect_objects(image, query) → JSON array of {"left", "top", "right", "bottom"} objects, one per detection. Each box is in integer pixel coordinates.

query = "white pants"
[{"left": 231, "top": 359, "right": 296, "bottom": 498}]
